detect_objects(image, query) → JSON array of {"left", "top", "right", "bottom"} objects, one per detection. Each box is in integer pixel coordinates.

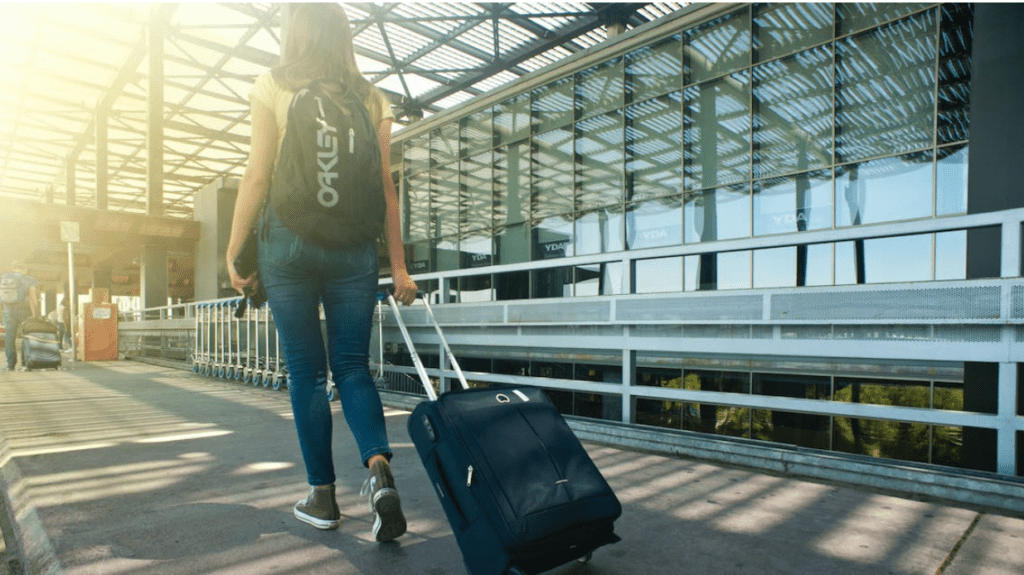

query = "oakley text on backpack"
[{"left": 270, "top": 80, "right": 386, "bottom": 248}]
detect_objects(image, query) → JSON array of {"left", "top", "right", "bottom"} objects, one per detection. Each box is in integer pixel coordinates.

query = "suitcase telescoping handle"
[{"left": 381, "top": 291, "right": 469, "bottom": 401}]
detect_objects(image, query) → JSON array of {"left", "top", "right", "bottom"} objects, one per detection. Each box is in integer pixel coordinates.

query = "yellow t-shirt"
[{"left": 249, "top": 72, "right": 395, "bottom": 154}]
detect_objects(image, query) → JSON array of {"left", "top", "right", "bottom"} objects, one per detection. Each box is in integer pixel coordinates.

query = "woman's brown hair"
[{"left": 272, "top": 3, "right": 384, "bottom": 124}]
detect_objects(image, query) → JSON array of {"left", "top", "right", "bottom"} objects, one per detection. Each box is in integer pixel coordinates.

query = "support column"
[
  {"left": 140, "top": 245, "right": 168, "bottom": 318},
  {"left": 66, "top": 158, "right": 76, "bottom": 207},
  {"left": 622, "top": 348, "right": 635, "bottom": 424},
  {"left": 147, "top": 6, "right": 164, "bottom": 217},
  {"left": 996, "top": 362, "right": 1018, "bottom": 475},
  {"left": 96, "top": 108, "right": 108, "bottom": 211}
]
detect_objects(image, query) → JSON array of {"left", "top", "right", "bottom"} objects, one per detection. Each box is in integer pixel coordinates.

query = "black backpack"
[{"left": 270, "top": 79, "right": 385, "bottom": 249}]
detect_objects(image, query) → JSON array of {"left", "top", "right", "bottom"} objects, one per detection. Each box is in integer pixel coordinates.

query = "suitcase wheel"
[{"left": 578, "top": 552, "right": 593, "bottom": 563}]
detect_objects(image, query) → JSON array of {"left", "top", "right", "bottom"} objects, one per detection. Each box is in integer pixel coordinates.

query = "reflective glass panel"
[
  {"left": 626, "top": 196, "right": 683, "bottom": 250},
  {"left": 717, "top": 250, "right": 752, "bottom": 290},
  {"left": 404, "top": 134, "right": 430, "bottom": 175},
  {"left": 433, "top": 236, "right": 459, "bottom": 272},
  {"left": 935, "top": 230, "right": 967, "bottom": 281},
  {"left": 685, "top": 369, "right": 751, "bottom": 394},
  {"left": 626, "top": 34, "right": 681, "bottom": 102},
  {"left": 752, "top": 46, "right": 834, "bottom": 179},
  {"left": 532, "top": 266, "right": 572, "bottom": 299},
  {"left": 753, "top": 3, "right": 833, "bottom": 63},
  {"left": 834, "top": 377, "right": 931, "bottom": 408},
  {"left": 836, "top": 234, "right": 933, "bottom": 284},
  {"left": 431, "top": 122, "right": 459, "bottom": 166},
  {"left": 684, "top": 184, "right": 751, "bottom": 243},
  {"left": 936, "top": 144, "right": 968, "bottom": 216},
  {"left": 833, "top": 417, "right": 930, "bottom": 464},
  {"left": 835, "top": 153, "right": 933, "bottom": 226},
  {"left": 461, "top": 151, "right": 493, "bottom": 233},
  {"left": 937, "top": 4, "right": 973, "bottom": 145},
  {"left": 575, "top": 262, "right": 624, "bottom": 296},
  {"left": 577, "top": 58, "right": 623, "bottom": 120},
  {"left": 837, "top": 3, "right": 930, "bottom": 36},
  {"left": 753, "top": 246, "right": 796, "bottom": 289},
  {"left": 494, "top": 93, "right": 532, "bottom": 146},
  {"left": 575, "top": 206, "right": 624, "bottom": 256},
  {"left": 461, "top": 108, "right": 492, "bottom": 158},
  {"left": 494, "top": 269, "right": 529, "bottom": 300},
  {"left": 933, "top": 380, "right": 965, "bottom": 412},
  {"left": 460, "top": 229, "right": 493, "bottom": 269},
  {"left": 532, "top": 214, "right": 573, "bottom": 261},
  {"left": 683, "top": 73, "right": 752, "bottom": 190},
  {"left": 754, "top": 372, "right": 831, "bottom": 399},
  {"left": 626, "top": 93, "right": 683, "bottom": 202},
  {"left": 532, "top": 77, "right": 574, "bottom": 133},
  {"left": 494, "top": 143, "right": 531, "bottom": 228},
  {"left": 431, "top": 162, "right": 460, "bottom": 238},
  {"left": 752, "top": 408, "right": 830, "bottom": 449},
  {"left": 753, "top": 170, "right": 833, "bottom": 236},
  {"left": 650, "top": 401, "right": 751, "bottom": 438},
  {"left": 636, "top": 398, "right": 685, "bottom": 430},
  {"left": 803, "top": 243, "right": 835, "bottom": 286},
  {"left": 532, "top": 128, "right": 575, "bottom": 218},
  {"left": 576, "top": 111, "right": 624, "bottom": 211},
  {"left": 405, "top": 171, "right": 432, "bottom": 242},
  {"left": 405, "top": 240, "right": 432, "bottom": 275},
  {"left": 494, "top": 224, "right": 530, "bottom": 265},
  {"left": 931, "top": 425, "right": 965, "bottom": 469},
  {"left": 835, "top": 10, "right": 937, "bottom": 162},
  {"left": 684, "top": 6, "right": 751, "bottom": 85},
  {"left": 635, "top": 257, "right": 682, "bottom": 294}
]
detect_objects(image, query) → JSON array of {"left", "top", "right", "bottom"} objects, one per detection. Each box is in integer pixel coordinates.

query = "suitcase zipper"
[{"left": 466, "top": 465, "right": 474, "bottom": 487}]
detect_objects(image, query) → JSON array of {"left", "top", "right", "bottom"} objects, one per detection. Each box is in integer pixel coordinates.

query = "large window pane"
[
  {"left": 935, "top": 230, "right": 967, "bottom": 281},
  {"left": 753, "top": 409, "right": 830, "bottom": 450},
  {"left": 836, "top": 234, "right": 933, "bottom": 284},
  {"left": 533, "top": 214, "right": 573, "bottom": 261},
  {"left": 684, "top": 73, "right": 752, "bottom": 189},
  {"left": 937, "top": 4, "right": 973, "bottom": 145},
  {"left": 936, "top": 144, "right": 968, "bottom": 216},
  {"left": 494, "top": 224, "right": 529, "bottom": 265},
  {"left": 803, "top": 243, "right": 835, "bottom": 286},
  {"left": 626, "top": 93, "right": 683, "bottom": 202},
  {"left": 834, "top": 377, "right": 931, "bottom": 408},
  {"left": 626, "top": 34, "right": 681, "bottom": 101},
  {"left": 532, "top": 266, "right": 572, "bottom": 298},
  {"left": 404, "top": 171, "right": 432, "bottom": 242},
  {"left": 433, "top": 236, "right": 459, "bottom": 272},
  {"left": 753, "top": 3, "right": 833, "bottom": 63},
  {"left": 753, "top": 246, "right": 796, "bottom": 289},
  {"left": 576, "top": 111, "right": 624, "bottom": 211},
  {"left": 833, "top": 417, "right": 930, "bottom": 464},
  {"left": 835, "top": 11, "right": 938, "bottom": 162},
  {"left": 753, "top": 170, "right": 833, "bottom": 236},
  {"left": 495, "top": 142, "right": 530, "bottom": 228},
  {"left": 431, "top": 122, "right": 459, "bottom": 167},
  {"left": 635, "top": 257, "right": 682, "bottom": 293},
  {"left": 431, "top": 162, "right": 460, "bottom": 238},
  {"left": 533, "top": 77, "right": 574, "bottom": 133},
  {"left": 575, "top": 206, "right": 624, "bottom": 256},
  {"left": 575, "top": 262, "right": 624, "bottom": 296},
  {"left": 835, "top": 153, "right": 933, "bottom": 227},
  {"left": 684, "top": 6, "right": 751, "bottom": 85},
  {"left": 718, "top": 250, "right": 752, "bottom": 291},
  {"left": 684, "top": 184, "right": 751, "bottom": 243},
  {"left": 532, "top": 128, "right": 575, "bottom": 218},
  {"left": 752, "top": 46, "right": 834, "bottom": 179},
  {"left": 837, "top": 3, "right": 930, "bottom": 36},
  {"left": 495, "top": 93, "right": 532, "bottom": 145},
  {"left": 576, "top": 58, "right": 623, "bottom": 120},
  {"left": 404, "top": 134, "right": 430, "bottom": 176},
  {"left": 460, "top": 229, "right": 493, "bottom": 269},
  {"left": 461, "top": 108, "right": 493, "bottom": 157},
  {"left": 461, "top": 152, "right": 493, "bottom": 233},
  {"left": 626, "top": 196, "right": 682, "bottom": 250}
]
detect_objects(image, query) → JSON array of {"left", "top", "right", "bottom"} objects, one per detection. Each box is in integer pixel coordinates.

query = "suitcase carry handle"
[{"left": 383, "top": 292, "right": 469, "bottom": 401}]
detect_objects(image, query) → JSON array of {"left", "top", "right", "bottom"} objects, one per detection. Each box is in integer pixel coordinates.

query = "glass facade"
[
  {"left": 401, "top": 3, "right": 973, "bottom": 296},
  {"left": 386, "top": 4, "right": 1019, "bottom": 478}
]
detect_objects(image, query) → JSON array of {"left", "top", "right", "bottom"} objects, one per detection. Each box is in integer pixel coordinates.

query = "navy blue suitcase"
[{"left": 387, "top": 295, "right": 621, "bottom": 575}]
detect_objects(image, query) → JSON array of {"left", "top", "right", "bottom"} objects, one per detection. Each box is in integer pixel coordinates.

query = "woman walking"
[{"left": 226, "top": 3, "right": 417, "bottom": 542}]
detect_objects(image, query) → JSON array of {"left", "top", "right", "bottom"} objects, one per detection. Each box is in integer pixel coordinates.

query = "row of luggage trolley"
[
  {"left": 191, "top": 297, "right": 288, "bottom": 389},
  {"left": 189, "top": 294, "right": 416, "bottom": 398}
]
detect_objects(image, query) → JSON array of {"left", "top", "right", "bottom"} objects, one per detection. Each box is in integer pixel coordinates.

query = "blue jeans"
[
  {"left": 258, "top": 210, "right": 390, "bottom": 486},
  {"left": 3, "top": 305, "right": 29, "bottom": 369}
]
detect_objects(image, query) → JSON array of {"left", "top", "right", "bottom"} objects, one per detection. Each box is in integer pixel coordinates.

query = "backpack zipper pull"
[{"left": 349, "top": 128, "right": 355, "bottom": 154}]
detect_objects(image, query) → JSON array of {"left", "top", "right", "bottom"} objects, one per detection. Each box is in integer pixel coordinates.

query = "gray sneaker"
[
  {"left": 294, "top": 484, "right": 341, "bottom": 530},
  {"left": 360, "top": 460, "right": 406, "bottom": 542}
]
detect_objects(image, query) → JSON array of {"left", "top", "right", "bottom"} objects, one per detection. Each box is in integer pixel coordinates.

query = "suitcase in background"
[
  {"left": 387, "top": 294, "right": 621, "bottom": 575},
  {"left": 18, "top": 317, "right": 62, "bottom": 370}
]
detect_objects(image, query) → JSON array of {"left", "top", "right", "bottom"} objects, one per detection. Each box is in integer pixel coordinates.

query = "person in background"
[
  {"left": 225, "top": 4, "right": 417, "bottom": 542},
  {"left": 1, "top": 261, "right": 39, "bottom": 371}
]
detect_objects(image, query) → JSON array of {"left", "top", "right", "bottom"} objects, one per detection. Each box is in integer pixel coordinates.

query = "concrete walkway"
[{"left": 1, "top": 361, "right": 1022, "bottom": 575}]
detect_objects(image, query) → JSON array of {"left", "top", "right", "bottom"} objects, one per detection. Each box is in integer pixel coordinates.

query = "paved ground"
[{"left": 1, "top": 360, "right": 1022, "bottom": 575}]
